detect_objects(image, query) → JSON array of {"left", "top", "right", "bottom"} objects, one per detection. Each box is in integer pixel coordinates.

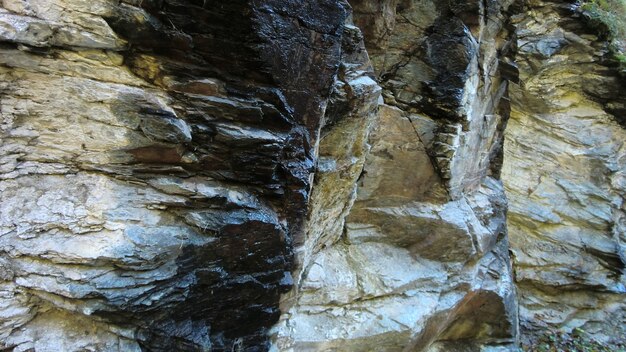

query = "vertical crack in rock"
[{"left": 273, "top": 0, "right": 520, "bottom": 350}]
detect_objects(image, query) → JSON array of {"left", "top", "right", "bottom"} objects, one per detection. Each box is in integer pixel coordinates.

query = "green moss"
[
  {"left": 580, "top": 0, "right": 626, "bottom": 70},
  {"left": 580, "top": 0, "right": 625, "bottom": 44}
]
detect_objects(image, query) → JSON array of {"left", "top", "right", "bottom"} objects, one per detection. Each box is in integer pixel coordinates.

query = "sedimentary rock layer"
[
  {"left": 0, "top": 0, "right": 353, "bottom": 350},
  {"left": 273, "top": 1, "right": 520, "bottom": 350},
  {"left": 503, "top": 0, "right": 626, "bottom": 344},
  {"left": 0, "top": 0, "right": 625, "bottom": 351}
]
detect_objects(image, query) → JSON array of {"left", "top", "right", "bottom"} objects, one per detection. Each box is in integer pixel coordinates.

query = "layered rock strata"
[
  {"left": 0, "top": 0, "right": 625, "bottom": 351},
  {"left": 503, "top": 0, "right": 626, "bottom": 345},
  {"left": 0, "top": 0, "right": 356, "bottom": 350},
  {"left": 273, "top": 0, "right": 520, "bottom": 350}
]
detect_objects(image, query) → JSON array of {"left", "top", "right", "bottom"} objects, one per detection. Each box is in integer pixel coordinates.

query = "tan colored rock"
[
  {"left": 3, "top": 0, "right": 624, "bottom": 350},
  {"left": 503, "top": 1, "right": 626, "bottom": 344},
  {"left": 0, "top": 0, "right": 354, "bottom": 350},
  {"left": 353, "top": 104, "right": 447, "bottom": 206},
  {"left": 274, "top": 0, "right": 519, "bottom": 347}
]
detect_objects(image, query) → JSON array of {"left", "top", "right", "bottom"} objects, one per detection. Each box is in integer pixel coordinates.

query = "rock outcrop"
[
  {"left": 0, "top": 0, "right": 625, "bottom": 351},
  {"left": 0, "top": 0, "right": 354, "bottom": 350},
  {"left": 503, "top": 0, "right": 626, "bottom": 345},
  {"left": 272, "top": 0, "right": 520, "bottom": 350}
]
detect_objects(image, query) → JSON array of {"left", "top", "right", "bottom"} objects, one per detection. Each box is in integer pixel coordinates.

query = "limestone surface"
[
  {"left": 0, "top": 0, "right": 625, "bottom": 351},
  {"left": 0, "top": 0, "right": 354, "bottom": 350},
  {"left": 273, "top": 0, "right": 519, "bottom": 350},
  {"left": 503, "top": 1, "right": 626, "bottom": 344}
]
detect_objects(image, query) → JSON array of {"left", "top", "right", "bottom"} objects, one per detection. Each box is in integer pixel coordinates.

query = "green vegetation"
[
  {"left": 581, "top": 0, "right": 626, "bottom": 39},
  {"left": 523, "top": 328, "right": 626, "bottom": 352},
  {"left": 580, "top": 0, "right": 626, "bottom": 67}
]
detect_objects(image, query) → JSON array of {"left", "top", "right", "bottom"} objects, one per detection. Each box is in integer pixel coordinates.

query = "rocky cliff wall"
[
  {"left": 0, "top": 0, "right": 353, "bottom": 350},
  {"left": 502, "top": 0, "right": 626, "bottom": 345},
  {"left": 272, "top": 0, "right": 520, "bottom": 350},
  {"left": 0, "top": 0, "right": 624, "bottom": 351}
]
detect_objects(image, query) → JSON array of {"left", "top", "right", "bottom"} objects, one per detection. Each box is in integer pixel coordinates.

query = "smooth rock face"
[
  {"left": 0, "top": 0, "right": 353, "bottom": 350},
  {"left": 503, "top": 1, "right": 626, "bottom": 344},
  {"left": 273, "top": 0, "right": 519, "bottom": 350}
]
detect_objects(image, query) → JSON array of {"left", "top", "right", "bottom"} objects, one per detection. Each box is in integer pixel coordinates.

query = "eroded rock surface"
[
  {"left": 273, "top": 0, "right": 519, "bottom": 350},
  {"left": 503, "top": 1, "right": 626, "bottom": 345},
  {"left": 1, "top": 0, "right": 625, "bottom": 351},
  {"left": 0, "top": 0, "right": 353, "bottom": 350}
]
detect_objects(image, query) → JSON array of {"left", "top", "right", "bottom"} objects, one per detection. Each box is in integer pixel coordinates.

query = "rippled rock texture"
[
  {"left": 1, "top": 0, "right": 625, "bottom": 351},
  {"left": 503, "top": 0, "right": 626, "bottom": 345},
  {"left": 0, "top": 0, "right": 355, "bottom": 350}
]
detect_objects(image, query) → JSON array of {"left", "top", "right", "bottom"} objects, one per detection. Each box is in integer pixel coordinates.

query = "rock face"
[
  {"left": 503, "top": 1, "right": 626, "bottom": 345},
  {"left": 0, "top": 0, "right": 625, "bottom": 351},
  {"left": 272, "top": 0, "right": 520, "bottom": 350},
  {"left": 0, "top": 0, "right": 353, "bottom": 350}
]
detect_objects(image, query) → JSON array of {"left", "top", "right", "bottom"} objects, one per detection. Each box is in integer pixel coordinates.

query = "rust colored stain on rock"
[{"left": 128, "top": 146, "right": 183, "bottom": 164}]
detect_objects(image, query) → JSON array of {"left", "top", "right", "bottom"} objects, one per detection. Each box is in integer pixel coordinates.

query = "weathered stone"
[
  {"left": 0, "top": 0, "right": 353, "bottom": 350},
  {"left": 1, "top": 0, "right": 624, "bottom": 350},
  {"left": 273, "top": 0, "right": 519, "bottom": 350},
  {"left": 503, "top": 1, "right": 626, "bottom": 345}
]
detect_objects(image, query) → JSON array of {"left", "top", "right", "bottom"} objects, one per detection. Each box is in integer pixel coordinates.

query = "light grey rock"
[
  {"left": 274, "top": 1, "right": 519, "bottom": 349},
  {"left": 1, "top": 0, "right": 624, "bottom": 350},
  {"left": 0, "top": 0, "right": 354, "bottom": 350},
  {"left": 503, "top": 1, "right": 626, "bottom": 345}
]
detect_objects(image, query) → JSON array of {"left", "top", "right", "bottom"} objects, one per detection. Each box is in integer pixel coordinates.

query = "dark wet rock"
[
  {"left": 0, "top": 0, "right": 351, "bottom": 350},
  {"left": 1, "top": 0, "right": 625, "bottom": 351}
]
